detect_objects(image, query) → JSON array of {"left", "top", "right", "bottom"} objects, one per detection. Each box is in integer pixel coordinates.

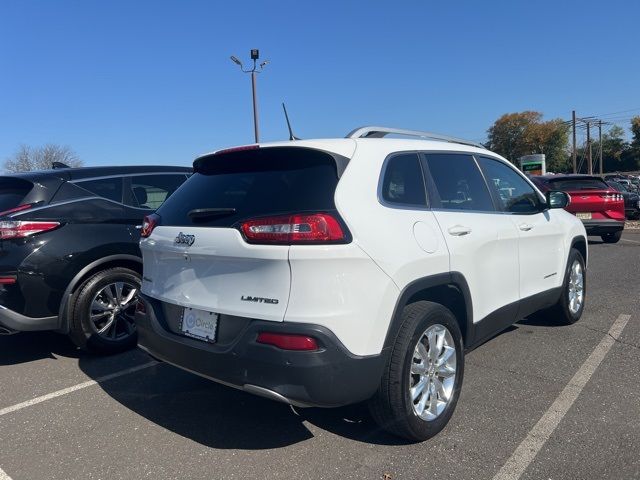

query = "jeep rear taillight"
[
  {"left": 0, "top": 221, "right": 60, "bottom": 240},
  {"left": 141, "top": 214, "right": 160, "bottom": 238},
  {"left": 239, "top": 213, "right": 346, "bottom": 245}
]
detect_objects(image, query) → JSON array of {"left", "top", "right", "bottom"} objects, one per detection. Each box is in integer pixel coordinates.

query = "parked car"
[
  {"left": 531, "top": 174, "right": 625, "bottom": 243},
  {"left": 606, "top": 180, "right": 640, "bottom": 220},
  {"left": 0, "top": 165, "right": 191, "bottom": 353},
  {"left": 616, "top": 178, "right": 637, "bottom": 193},
  {"left": 135, "top": 126, "right": 587, "bottom": 441},
  {"left": 604, "top": 174, "right": 639, "bottom": 193}
]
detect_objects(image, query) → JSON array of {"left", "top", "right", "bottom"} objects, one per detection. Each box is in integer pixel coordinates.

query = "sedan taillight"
[
  {"left": 0, "top": 221, "right": 60, "bottom": 240},
  {"left": 239, "top": 213, "right": 346, "bottom": 245},
  {"left": 602, "top": 193, "right": 624, "bottom": 201}
]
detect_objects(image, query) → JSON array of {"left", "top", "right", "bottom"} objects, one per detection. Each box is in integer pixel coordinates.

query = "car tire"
[
  {"left": 546, "top": 248, "right": 586, "bottom": 325},
  {"left": 368, "top": 301, "right": 464, "bottom": 441},
  {"left": 68, "top": 267, "right": 141, "bottom": 354},
  {"left": 601, "top": 231, "right": 622, "bottom": 243}
]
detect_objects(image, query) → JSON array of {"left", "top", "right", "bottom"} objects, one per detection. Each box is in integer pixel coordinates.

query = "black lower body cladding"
[
  {"left": 135, "top": 294, "right": 386, "bottom": 408},
  {"left": 581, "top": 219, "right": 625, "bottom": 235}
]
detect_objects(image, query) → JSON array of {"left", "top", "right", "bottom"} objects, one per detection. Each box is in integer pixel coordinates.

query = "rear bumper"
[
  {"left": 0, "top": 305, "right": 58, "bottom": 333},
  {"left": 136, "top": 294, "right": 386, "bottom": 408},
  {"left": 581, "top": 219, "right": 625, "bottom": 235}
]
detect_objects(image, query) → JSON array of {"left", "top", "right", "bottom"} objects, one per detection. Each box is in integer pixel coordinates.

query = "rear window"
[
  {"left": 158, "top": 147, "right": 340, "bottom": 227},
  {"left": 548, "top": 178, "right": 609, "bottom": 191},
  {"left": 0, "top": 177, "right": 34, "bottom": 213}
]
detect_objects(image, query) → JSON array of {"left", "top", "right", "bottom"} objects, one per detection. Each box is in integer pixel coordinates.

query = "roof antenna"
[{"left": 282, "top": 102, "right": 300, "bottom": 140}]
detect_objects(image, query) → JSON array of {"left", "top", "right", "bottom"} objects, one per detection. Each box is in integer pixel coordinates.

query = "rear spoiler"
[{"left": 193, "top": 146, "right": 350, "bottom": 177}]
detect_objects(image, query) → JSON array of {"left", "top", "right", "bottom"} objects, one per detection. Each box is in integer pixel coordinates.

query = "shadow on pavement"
[
  {"left": 79, "top": 355, "right": 409, "bottom": 450},
  {"left": 518, "top": 311, "right": 572, "bottom": 328},
  {"left": 0, "top": 331, "right": 80, "bottom": 366}
]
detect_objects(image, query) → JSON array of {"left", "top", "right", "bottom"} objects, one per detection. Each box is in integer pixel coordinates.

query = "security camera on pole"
[{"left": 230, "top": 49, "right": 269, "bottom": 143}]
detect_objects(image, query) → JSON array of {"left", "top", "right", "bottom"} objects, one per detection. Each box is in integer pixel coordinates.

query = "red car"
[{"left": 531, "top": 174, "right": 625, "bottom": 243}]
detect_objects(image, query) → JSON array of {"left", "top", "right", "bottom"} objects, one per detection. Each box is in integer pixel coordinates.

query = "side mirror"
[{"left": 546, "top": 191, "right": 570, "bottom": 209}]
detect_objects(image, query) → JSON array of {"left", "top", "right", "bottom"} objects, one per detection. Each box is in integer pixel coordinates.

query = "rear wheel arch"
[
  {"left": 570, "top": 236, "right": 588, "bottom": 267},
  {"left": 57, "top": 255, "right": 142, "bottom": 332},
  {"left": 383, "top": 273, "right": 473, "bottom": 351}
]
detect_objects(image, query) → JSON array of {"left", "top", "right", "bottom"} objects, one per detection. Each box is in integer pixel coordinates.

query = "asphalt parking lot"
[{"left": 1, "top": 234, "right": 639, "bottom": 480}]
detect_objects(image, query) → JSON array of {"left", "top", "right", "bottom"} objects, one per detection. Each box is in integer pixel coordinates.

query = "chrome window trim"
[
  {"left": 9, "top": 195, "right": 157, "bottom": 217},
  {"left": 70, "top": 172, "right": 189, "bottom": 184}
]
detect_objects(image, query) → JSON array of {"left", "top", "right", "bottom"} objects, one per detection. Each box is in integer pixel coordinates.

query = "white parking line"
[
  {"left": 0, "top": 466, "right": 12, "bottom": 480},
  {"left": 0, "top": 360, "right": 158, "bottom": 417},
  {"left": 492, "top": 314, "right": 631, "bottom": 480},
  {"left": 621, "top": 237, "right": 640, "bottom": 245}
]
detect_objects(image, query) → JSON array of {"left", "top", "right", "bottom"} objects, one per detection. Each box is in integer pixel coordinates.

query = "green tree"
[
  {"left": 578, "top": 125, "right": 640, "bottom": 173},
  {"left": 589, "top": 126, "right": 630, "bottom": 172},
  {"left": 631, "top": 116, "right": 640, "bottom": 149},
  {"left": 486, "top": 111, "right": 570, "bottom": 172},
  {"left": 621, "top": 116, "right": 640, "bottom": 172}
]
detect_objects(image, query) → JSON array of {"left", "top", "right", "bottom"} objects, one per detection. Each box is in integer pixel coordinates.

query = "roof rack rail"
[{"left": 345, "top": 126, "right": 485, "bottom": 149}]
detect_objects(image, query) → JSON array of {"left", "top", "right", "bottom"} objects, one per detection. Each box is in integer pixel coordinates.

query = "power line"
[{"left": 582, "top": 108, "right": 640, "bottom": 118}]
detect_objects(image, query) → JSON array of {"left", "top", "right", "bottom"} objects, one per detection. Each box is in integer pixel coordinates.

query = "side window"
[
  {"left": 77, "top": 177, "right": 124, "bottom": 203},
  {"left": 425, "top": 154, "right": 494, "bottom": 211},
  {"left": 381, "top": 153, "right": 427, "bottom": 207},
  {"left": 476, "top": 157, "right": 542, "bottom": 214},
  {"left": 127, "top": 174, "right": 187, "bottom": 210}
]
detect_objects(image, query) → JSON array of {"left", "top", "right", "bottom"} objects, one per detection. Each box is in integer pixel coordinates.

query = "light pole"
[{"left": 230, "top": 49, "right": 269, "bottom": 143}]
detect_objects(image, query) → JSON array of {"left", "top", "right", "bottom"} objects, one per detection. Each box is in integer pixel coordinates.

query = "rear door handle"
[
  {"left": 519, "top": 223, "right": 534, "bottom": 231},
  {"left": 448, "top": 225, "right": 472, "bottom": 236}
]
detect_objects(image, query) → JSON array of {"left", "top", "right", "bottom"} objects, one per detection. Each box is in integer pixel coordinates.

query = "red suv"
[{"left": 531, "top": 174, "right": 624, "bottom": 243}]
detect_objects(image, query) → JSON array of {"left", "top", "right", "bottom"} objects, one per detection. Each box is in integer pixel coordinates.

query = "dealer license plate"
[
  {"left": 180, "top": 307, "right": 218, "bottom": 343},
  {"left": 576, "top": 212, "right": 592, "bottom": 220}
]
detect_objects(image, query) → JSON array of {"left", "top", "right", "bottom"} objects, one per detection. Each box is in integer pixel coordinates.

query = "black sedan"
[{"left": 607, "top": 180, "right": 640, "bottom": 219}]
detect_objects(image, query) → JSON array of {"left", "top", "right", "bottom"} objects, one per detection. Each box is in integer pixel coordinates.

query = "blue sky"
[{"left": 1, "top": 0, "right": 638, "bottom": 167}]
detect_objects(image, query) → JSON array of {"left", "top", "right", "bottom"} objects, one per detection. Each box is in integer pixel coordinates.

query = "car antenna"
[{"left": 282, "top": 102, "right": 300, "bottom": 141}]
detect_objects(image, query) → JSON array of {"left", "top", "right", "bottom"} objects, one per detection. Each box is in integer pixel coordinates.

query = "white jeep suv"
[{"left": 135, "top": 127, "right": 587, "bottom": 441}]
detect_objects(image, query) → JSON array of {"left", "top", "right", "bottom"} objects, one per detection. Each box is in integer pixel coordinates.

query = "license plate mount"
[{"left": 180, "top": 307, "right": 218, "bottom": 343}]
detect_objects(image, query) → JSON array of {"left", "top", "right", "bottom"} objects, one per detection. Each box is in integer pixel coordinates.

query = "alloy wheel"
[
  {"left": 88, "top": 281, "right": 138, "bottom": 340},
  {"left": 409, "top": 324, "right": 457, "bottom": 421},
  {"left": 568, "top": 260, "right": 584, "bottom": 314}
]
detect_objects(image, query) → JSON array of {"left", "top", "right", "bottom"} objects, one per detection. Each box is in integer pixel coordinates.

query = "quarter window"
[
  {"left": 127, "top": 174, "right": 187, "bottom": 210},
  {"left": 477, "top": 157, "right": 542, "bottom": 213},
  {"left": 425, "top": 154, "right": 494, "bottom": 211},
  {"left": 77, "top": 177, "right": 124, "bottom": 203},
  {"left": 381, "top": 154, "right": 427, "bottom": 207}
]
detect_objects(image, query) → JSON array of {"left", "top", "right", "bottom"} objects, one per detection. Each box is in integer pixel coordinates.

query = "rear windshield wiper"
[{"left": 188, "top": 208, "right": 237, "bottom": 220}]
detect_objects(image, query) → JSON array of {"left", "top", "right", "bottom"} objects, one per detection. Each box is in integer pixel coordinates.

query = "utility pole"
[
  {"left": 586, "top": 121, "right": 592, "bottom": 175},
  {"left": 598, "top": 120, "right": 603, "bottom": 175},
  {"left": 230, "top": 50, "right": 269, "bottom": 143},
  {"left": 572, "top": 110, "right": 577, "bottom": 174}
]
